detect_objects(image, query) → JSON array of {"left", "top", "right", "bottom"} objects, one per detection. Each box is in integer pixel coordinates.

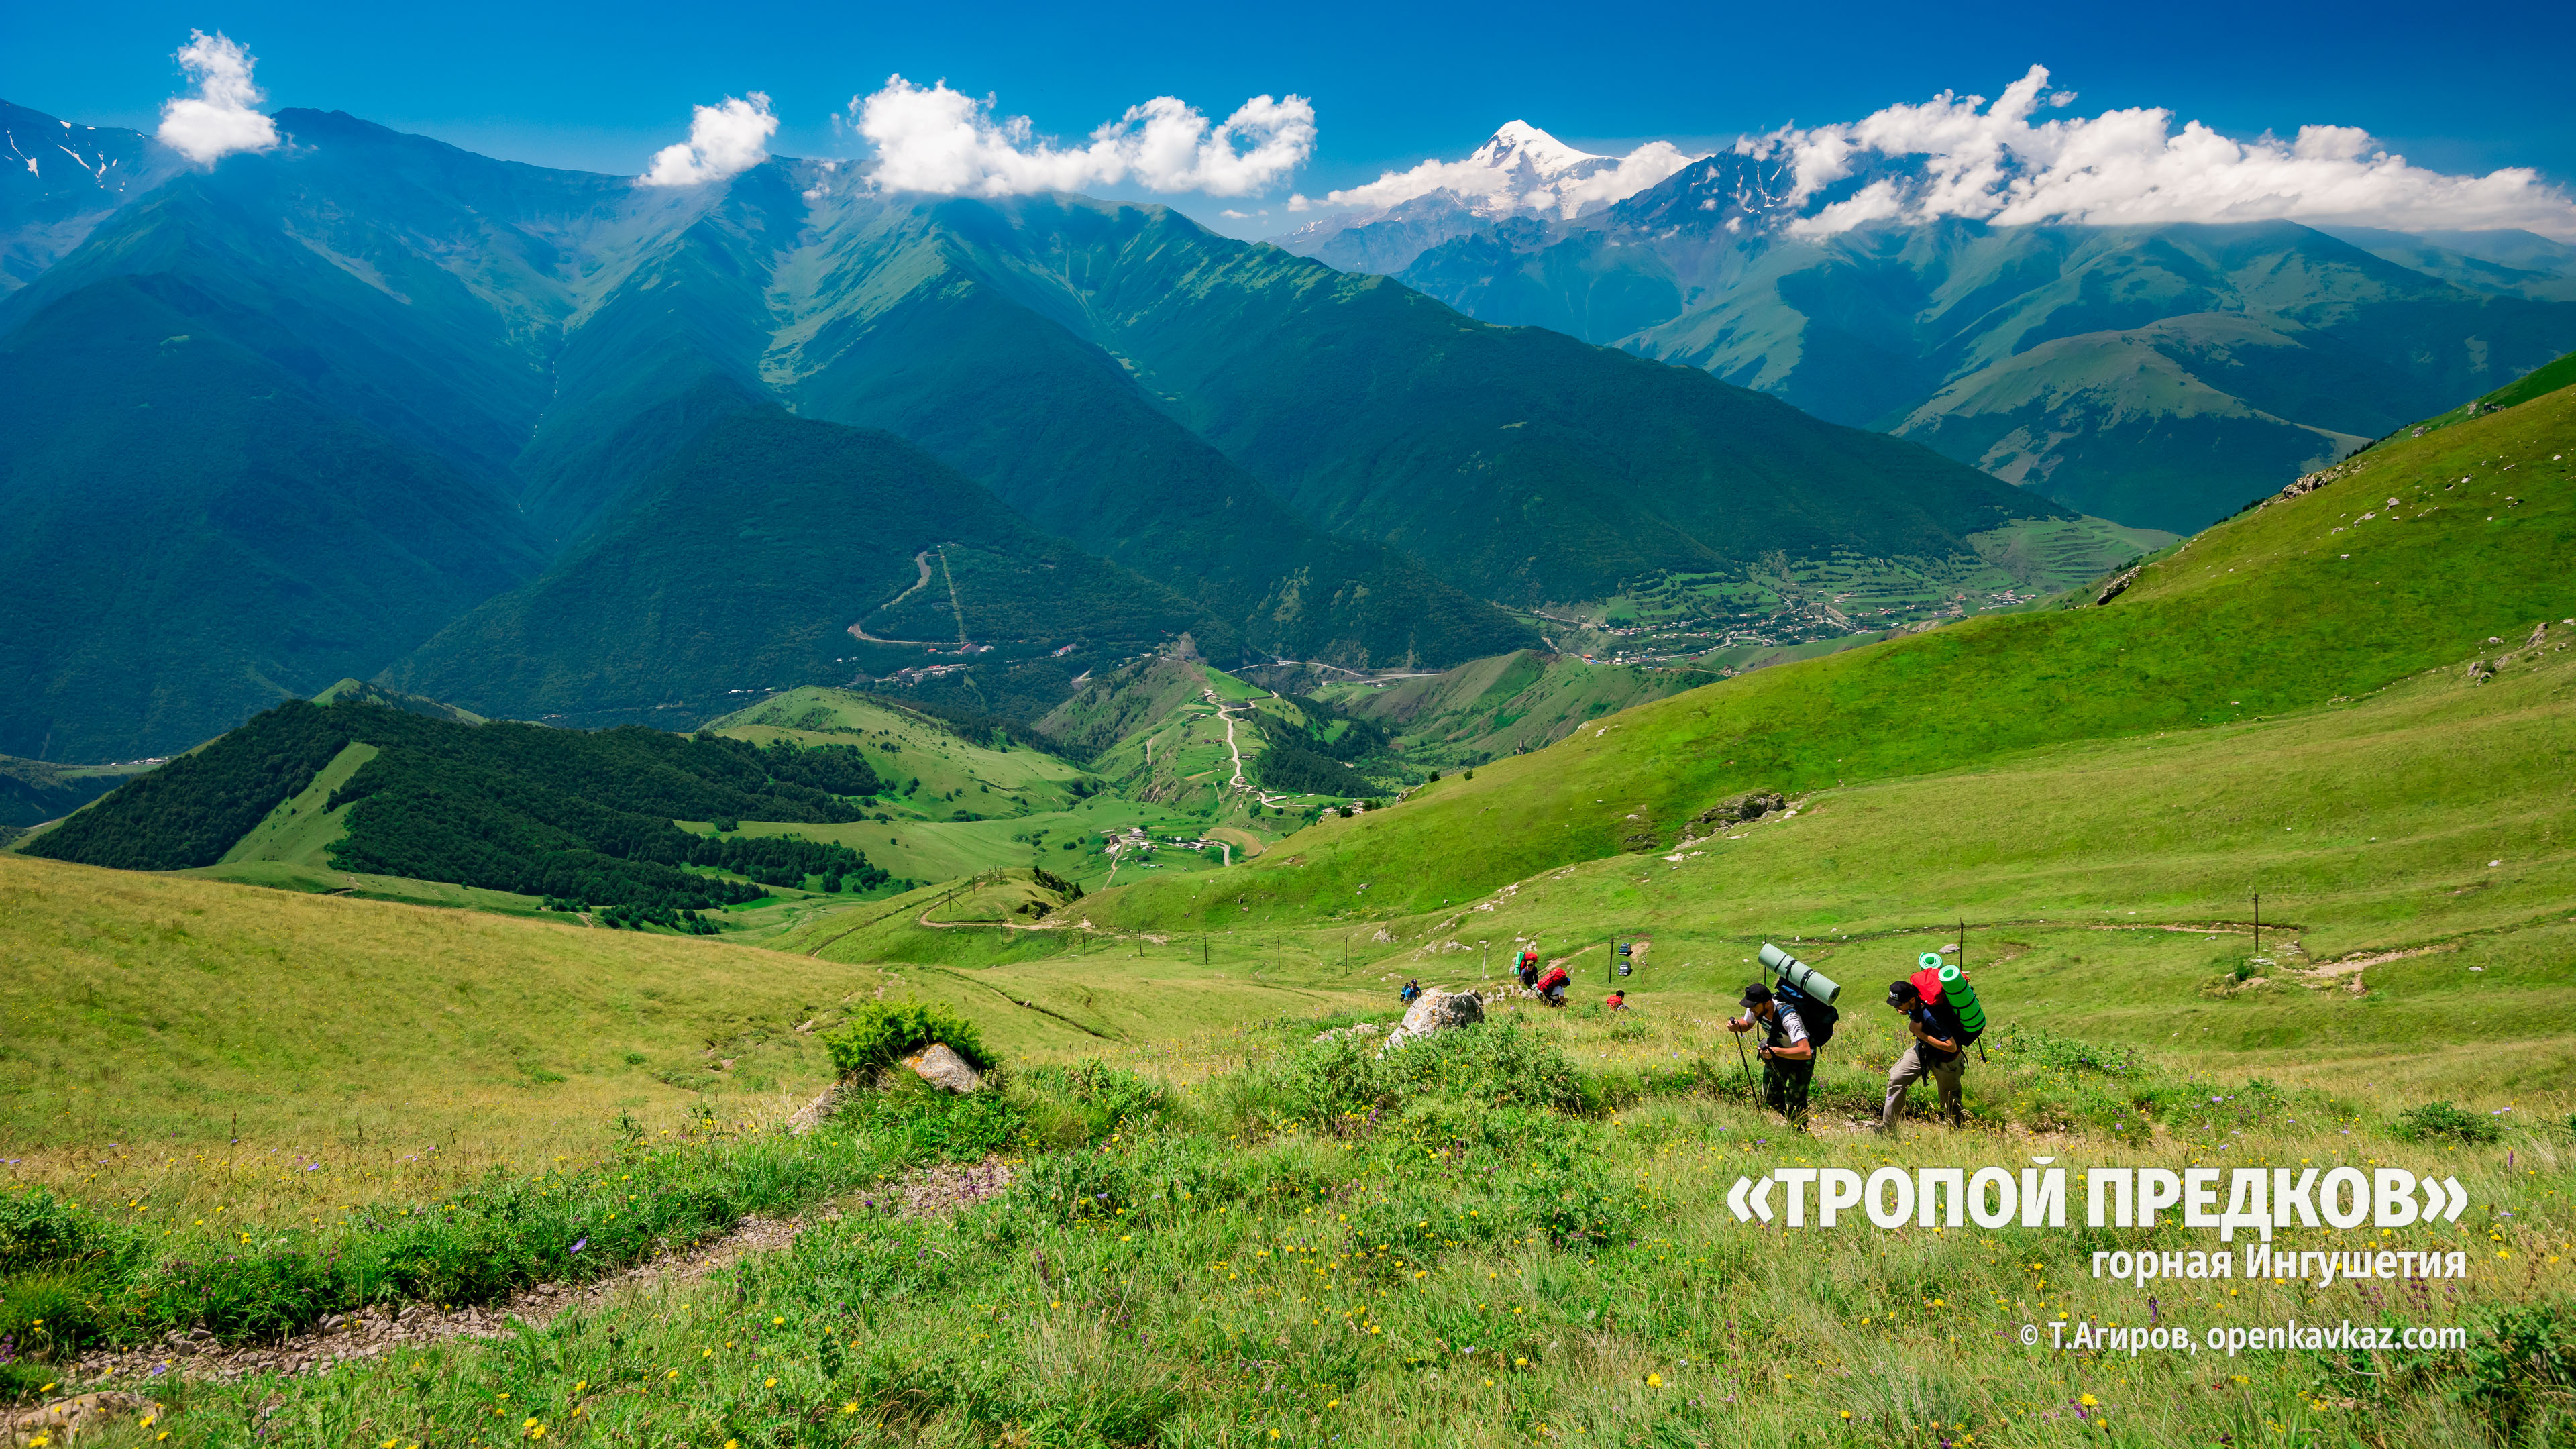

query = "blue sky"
[{"left": 8, "top": 0, "right": 2573, "bottom": 235}]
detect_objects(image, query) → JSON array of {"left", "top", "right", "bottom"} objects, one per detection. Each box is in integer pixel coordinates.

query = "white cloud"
[
  {"left": 156, "top": 30, "right": 278, "bottom": 165},
  {"left": 1293, "top": 123, "right": 1700, "bottom": 219},
  {"left": 639, "top": 93, "right": 777, "bottom": 187},
  {"left": 851, "top": 76, "right": 1313, "bottom": 198},
  {"left": 1765, "top": 65, "right": 2576, "bottom": 239}
]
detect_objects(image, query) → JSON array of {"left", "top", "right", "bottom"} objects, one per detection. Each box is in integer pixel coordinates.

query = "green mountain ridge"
[
  {"left": 1384, "top": 199, "right": 2576, "bottom": 532},
  {"left": 0, "top": 103, "right": 2061, "bottom": 757},
  {"left": 1097, "top": 364, "right": 2576, "bottom": 924}
]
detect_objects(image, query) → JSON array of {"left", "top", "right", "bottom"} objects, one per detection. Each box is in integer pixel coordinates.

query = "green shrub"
[
  {"left": 2393, "top": 1100, "right": 2505, "bottom": 1144},
  {"left": 2453, "top": 1304, "right": 2576, "bottom": 1434},
  {"left": 824, "top": 1002, "right": 994, "bottom": 1077},
  {"left": 0, "top": 1189, "right": 100, "bottom": 1273}
]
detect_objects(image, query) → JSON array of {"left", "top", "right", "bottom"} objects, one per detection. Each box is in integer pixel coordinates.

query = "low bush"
[
  {"left": 0, "top": 1189, "right": 103, "bottom": 1275},
  {"left": 2393, "top": 1099, "right": 2506, "bottom": 1144},
  {"left": 2451, "top": 1303, "right": 2576, "bottom": 1434},
  {"left": 823, "top": 1002, "right": 994, "bottom": 1077}
]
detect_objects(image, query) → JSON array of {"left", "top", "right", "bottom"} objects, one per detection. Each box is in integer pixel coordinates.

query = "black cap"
[
  {"left": 1739, "top": 983, "right": 1772, "bottom": 1007},
  {"left": 1888, "top": 979, "right": 1920, "bottom": 1006}
]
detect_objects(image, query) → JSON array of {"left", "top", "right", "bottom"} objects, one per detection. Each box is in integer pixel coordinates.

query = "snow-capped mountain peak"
[
  {"left": 1466, "top": 121, "right": 1610, "bottom": 180},
  {"left": 1275, "top": 121, "right": 1706, "bottom": 271}
]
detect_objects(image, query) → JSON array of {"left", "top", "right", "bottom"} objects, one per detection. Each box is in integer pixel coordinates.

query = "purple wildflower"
[{"left": 569, "top": 1238, "right": 588, "bottom": 1255}]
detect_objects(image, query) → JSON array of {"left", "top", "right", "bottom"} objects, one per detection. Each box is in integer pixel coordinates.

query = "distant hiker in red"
[
  {"left": 1534, "top": 963, "right": 1571, "bottom": 1006},
  {"left": 1605, "top": 990, "right": 1627, "bottom": 1011}
]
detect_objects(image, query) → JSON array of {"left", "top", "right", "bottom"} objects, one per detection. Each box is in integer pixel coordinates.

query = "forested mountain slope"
[
  {"left": 0, "top": 102, "right": 2057, "bottom": 755},
  {"left": 385, "top": 411, "right": 1222, "bottom": 723}
]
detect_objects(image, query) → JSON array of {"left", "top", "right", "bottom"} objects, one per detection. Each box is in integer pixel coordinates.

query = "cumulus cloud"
[
  {"left": 851, "top": 76, "right": 1313, "bottom": 197},
  {"left": 1293, "top": 122, "right": 1701, "bottom": 218},
  {"left": 156, "top": 30, "right": 278, "bottom": 165},
  {"left": 1763, "top": 65, "right": 2576, "bottom": 239},
  {"left": 639, "top": 93, "right": 778, "bottom": 186}
]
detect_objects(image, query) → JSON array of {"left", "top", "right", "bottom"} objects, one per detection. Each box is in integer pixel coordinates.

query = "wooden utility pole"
[{"left": 2253, "top": 893, "right": 2261, "bottom": 957}]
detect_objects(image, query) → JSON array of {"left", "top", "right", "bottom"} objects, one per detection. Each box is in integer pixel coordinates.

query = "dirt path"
[
  {"left": 52, "top": 1157, "right": 1016, "bottom": 1393},
  {"left": 936, "top": 547, "right": 967, "bottom": 646},
  {"left": 1202, "top": 688, "right": 1251, "bottom": 789},
  {"left": 846, "top": 550, "right": 954, "bottom": 645}
]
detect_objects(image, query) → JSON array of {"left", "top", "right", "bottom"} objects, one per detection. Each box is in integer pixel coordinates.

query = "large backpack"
[
  {"left": 1776, "top": 982, "right": 1839, "bottom": 1050},
  {"left": 1910, "top": 963, "right": 1985, "bottom": 1046}
]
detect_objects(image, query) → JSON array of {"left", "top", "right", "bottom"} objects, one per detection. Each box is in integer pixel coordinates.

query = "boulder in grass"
[
  {"left": 903, "top": 1042, "right": 985, "bottom": 1093},
  {"left": 1683, "top": 790, "right": 1785, "bottom": 839},
  {"left": 1383, "top": 988, "right": 1483, "bottom": 1051}
]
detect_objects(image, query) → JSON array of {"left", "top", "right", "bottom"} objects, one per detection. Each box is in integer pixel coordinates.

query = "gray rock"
[
  {"left": 1383, "top": 989, "right": 1483, "bottom": 1050},
  {"left": 904, "top": 1042, "right": 985, "bottom": 1093},
  {"left": 1684, "top": 790, "right": 1786, "bottom": 839}
]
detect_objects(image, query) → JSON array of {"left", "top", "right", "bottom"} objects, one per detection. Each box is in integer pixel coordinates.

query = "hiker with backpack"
[
  {"left": 1515, "top": 951, "right": 1541, "bottom": 991},
  {"left": 1727, "top": 983, "right": 1815, "bottom": 1127},
  {"left": 1399, "top": 978, "right": 1424, "bottom": 1005},
  {"left": 1880, "top": 977, "right": 1966, "bottom": 1135},
  {"left": 1534, "top": 961, "right": 1572, "bottom": 1006}
]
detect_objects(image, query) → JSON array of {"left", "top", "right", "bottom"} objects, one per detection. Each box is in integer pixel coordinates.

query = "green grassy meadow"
[
  {"left": 707, "top": 688, "right": 1094, "bottom": 819},
  {"left": 3, "top": 378, "right": 2573, "bottom": 1444}
]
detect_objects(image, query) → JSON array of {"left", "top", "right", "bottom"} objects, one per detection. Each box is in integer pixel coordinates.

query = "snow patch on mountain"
[
  {"left": 1275, "top": 121, "right": 1702, "bottom": 271},
  {"left": 1289, "top": 120, "right": 1699, "bottom": 222}
]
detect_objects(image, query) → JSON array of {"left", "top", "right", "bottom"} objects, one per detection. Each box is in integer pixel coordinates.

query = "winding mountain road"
[{"left": 847, "top": 549, "right": 967, "bottom": 647}]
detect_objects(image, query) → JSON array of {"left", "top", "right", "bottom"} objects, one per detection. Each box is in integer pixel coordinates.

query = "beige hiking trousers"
[{"left": 1881, "top": 1043, "right": 1964, "bottom": 1135}]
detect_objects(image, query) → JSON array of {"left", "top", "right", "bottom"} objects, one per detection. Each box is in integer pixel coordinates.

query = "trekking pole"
[{"left": 1733, "top": 1031, "right": 1756, "bottom": 1107}]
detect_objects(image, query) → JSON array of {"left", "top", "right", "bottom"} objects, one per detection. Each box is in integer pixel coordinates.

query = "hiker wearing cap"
[
  {"left": 1880, "top": 979, "right": 1965, "bottom": 1135},
  {"left": 1604, "top": 989, "right": 1627, "bottom": 1012},
  {"left": 1727, "top": 983, "right": 1813, "bottom": 1126}
]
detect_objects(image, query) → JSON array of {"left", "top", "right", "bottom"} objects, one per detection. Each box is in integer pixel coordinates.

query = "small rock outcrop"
[
  {"left": 903, "top": 1042, "right": 985, "bottom": 1093},
  {"left": 2093, "top": 566, "right": 2143, "bottom": 605},
  {"left": 1383, "top": 989, "right": 1483, "bottom": 1050},
  {"left": 2261, "top": 463, "right": 2347, "bottom": 510},
  {"left": 1681, "top": 790, "right": 1784, "bottom": 841}
]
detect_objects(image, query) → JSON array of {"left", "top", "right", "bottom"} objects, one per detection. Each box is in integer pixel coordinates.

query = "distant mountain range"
[
  {"left": 1279, "top": 126, "right": 2576, "bottom": 532},
  {"left": 0, "top": 101, "right": 2048, "bottom": 762}
]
